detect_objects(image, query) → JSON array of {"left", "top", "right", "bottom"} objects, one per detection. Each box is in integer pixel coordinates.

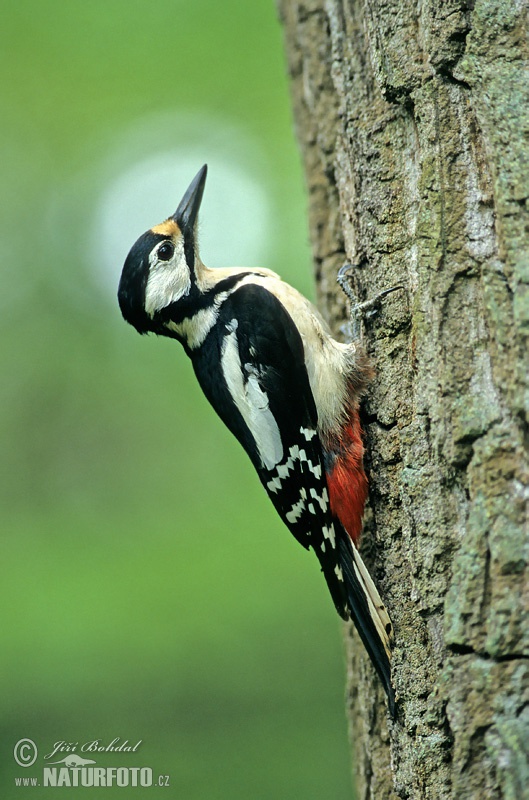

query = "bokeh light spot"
[{"left": 90, "top": 116, "right": 273, "bottom": 297}]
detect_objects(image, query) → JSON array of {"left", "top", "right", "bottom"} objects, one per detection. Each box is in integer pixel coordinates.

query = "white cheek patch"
[
  {"left": 144, "top": 237, "right": 191, "bottom": 316},
  {"left": 221, "top": 324, "right": 283, "bottom": 471}
]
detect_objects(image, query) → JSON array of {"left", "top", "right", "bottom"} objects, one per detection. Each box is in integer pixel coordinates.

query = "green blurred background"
[{"left": 1, "top": 2, "right": 353, "bottom": 797}]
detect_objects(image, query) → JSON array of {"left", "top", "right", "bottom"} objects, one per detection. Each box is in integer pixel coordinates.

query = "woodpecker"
[{"left": 118, "top": 165, "right": 395, "bottom": 716}]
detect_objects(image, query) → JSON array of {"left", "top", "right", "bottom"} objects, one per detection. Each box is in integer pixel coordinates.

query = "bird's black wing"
[{"left": 191, "top": 285, "right": 338, "bottom": 548}]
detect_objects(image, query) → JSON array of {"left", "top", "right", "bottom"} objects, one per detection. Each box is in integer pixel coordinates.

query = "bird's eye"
[{"left": 157, "top": 242, "right": 174, "bottom": 261}]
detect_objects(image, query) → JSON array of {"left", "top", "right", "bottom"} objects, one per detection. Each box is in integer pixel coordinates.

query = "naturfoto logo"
[{"left": 13, "top": 737, "right": 170, "bottom": 789}]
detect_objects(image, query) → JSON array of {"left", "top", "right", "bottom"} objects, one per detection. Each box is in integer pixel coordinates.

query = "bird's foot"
[{"left": 337, "top": 264, "right": 405, "bottom": 341}]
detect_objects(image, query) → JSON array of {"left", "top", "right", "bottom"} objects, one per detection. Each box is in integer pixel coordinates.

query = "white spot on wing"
[
  {"left": 266, "top": 476, "right": 282, "bottom": 493},
  {"left": 322, "top": 525, "right": 336, "bottom": 548},
  {"left": 309, "top": 487, "right": 328, "bottom": 512},
  {"left": 247, "top": 375, "right": 269, "bottom": 410},
  {"left": 276, "top": 461, "right": 292, "bottom": 479},
  {"left": 286, "top": 497, "right": 306, "bottom": 523},
  {"left": 221, "top": 328, "right": 283, "bottom": 470},
  {"left": 308, "top": 461, "right": 322, "bottom": 480},
  {"left": 267, "top": 443, "right": 305, "bottom": 487}
]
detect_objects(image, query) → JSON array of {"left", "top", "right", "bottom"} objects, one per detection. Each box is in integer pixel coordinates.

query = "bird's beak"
[{"left": 172, "top": 164, "right": 208, "bottom": 236}]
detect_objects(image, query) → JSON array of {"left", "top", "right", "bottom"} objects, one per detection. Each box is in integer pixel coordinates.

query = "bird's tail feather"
[{"left": 338, "top": 535, "right": 396, "bottom": 717}]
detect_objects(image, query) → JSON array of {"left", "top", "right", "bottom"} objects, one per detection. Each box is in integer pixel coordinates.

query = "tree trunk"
[{"left": 278, "top": 1, "right": 529, "bottom": 797}]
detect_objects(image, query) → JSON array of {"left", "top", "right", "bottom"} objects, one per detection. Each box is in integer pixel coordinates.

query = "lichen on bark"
[{"left": 278, "top": 0, "right": 529, "bottom": 797}]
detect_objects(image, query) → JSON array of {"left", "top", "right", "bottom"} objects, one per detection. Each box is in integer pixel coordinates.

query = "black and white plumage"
[{"left": 118, "top": 165, "right": 395, "bottom": 715}]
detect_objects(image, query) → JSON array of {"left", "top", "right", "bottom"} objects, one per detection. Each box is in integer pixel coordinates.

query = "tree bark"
[{"left": 278, "top": 1, "right": 529, "bottom": 797}]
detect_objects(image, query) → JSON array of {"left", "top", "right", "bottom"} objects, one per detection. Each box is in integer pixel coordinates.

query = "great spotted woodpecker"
[{"left": 118, "top": 165, "right": 395, "bottom": 715}]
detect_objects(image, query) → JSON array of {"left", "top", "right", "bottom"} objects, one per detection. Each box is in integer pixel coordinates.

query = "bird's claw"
[{"left": 337, "top": 263, "right": 405, "bottom": 341}]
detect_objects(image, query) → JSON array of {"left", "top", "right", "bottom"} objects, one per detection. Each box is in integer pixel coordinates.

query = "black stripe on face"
[
  {"left": 118, "top": 230, "right": 167, "bottom": 333},
  {"left": 154, "top": 272, "right": 255, "bottom": 327}
]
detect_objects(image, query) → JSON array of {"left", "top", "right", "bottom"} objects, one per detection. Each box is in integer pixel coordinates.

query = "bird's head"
[{"left": 117, "top": 164, "right": 207, "bottom": 334}]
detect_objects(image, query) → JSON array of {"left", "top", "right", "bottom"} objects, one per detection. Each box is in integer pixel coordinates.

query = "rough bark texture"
[{"left": 278, "top": 1, "right": 529, "bottom": 798}]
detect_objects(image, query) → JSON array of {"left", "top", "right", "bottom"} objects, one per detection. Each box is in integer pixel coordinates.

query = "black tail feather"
[{"left": 338, "top": 536, "right": 396, "bottom": 718}]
